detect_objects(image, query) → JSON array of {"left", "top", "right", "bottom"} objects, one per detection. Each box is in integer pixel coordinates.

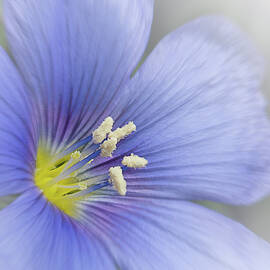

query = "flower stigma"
[{"left": 34, "top": 117, "right": 148, "bottom": 218}]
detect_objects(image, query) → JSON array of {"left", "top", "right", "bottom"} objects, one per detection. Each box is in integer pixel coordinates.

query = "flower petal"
[
  {"left": 2, "top": 191, "right": 270, "bottom": 269},
  {"left": 0, "top": 48, "right": 37, "bottom": 196},
  {"left": 4, "top": 0, "right": 153, "bottom": 152},
  {"left": 0, "top": 189, "right": 114, "bottom": 270},
  {"left": 79, "top": 197, "right": 270, "bottom": 269},
  {"left": 105, "top": 16, "right": 270, "bottom": 204}
]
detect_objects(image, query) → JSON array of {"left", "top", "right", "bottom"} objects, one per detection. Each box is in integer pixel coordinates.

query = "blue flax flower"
[{"left": 1, "top": 0, "right": 270, "bottom": 269}]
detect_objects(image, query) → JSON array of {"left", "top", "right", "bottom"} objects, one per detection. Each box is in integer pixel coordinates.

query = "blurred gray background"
[{"left": 0, "top": 0, "right": 270, "bottom": 242}]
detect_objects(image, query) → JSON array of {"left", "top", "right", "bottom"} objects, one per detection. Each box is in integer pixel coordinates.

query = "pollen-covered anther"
[
  {"left": 122, "top": 153, "right": 148, "bottom": 168},
  {"left": 92, "top": 117, "right": 114, "bottom": 144},
  {"left": 100, "top": 137, "right": 117, "bottom": 157},
  {"left": 71, "top": 151, "right": 81, "bottom": 160},
  {"left": 109, "top": 121, "right": 136, "bottom": 142},
  {"left": 109, "top": 166, "right": 127, "bottom": 196}
]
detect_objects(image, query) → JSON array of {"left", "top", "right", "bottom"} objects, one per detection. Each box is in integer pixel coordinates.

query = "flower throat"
[{"left": 34, "top": 117, "right": 148, "bottom": 217}]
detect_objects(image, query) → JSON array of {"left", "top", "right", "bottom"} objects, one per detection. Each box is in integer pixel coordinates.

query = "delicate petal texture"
[
  {"left": 81, "top": 197, "right": 270, "bottom": 270},
  {"left": 4, "top": 0, "right": 153, "bottom": 153},
  {"left": 91, "top": 16, "right": 270, "bottom": 204},
  {"left": 0, "top": 190, "right": 114, "bottom": 270},
  {"left": 0, "top": 49, "right": 37, "bottom": 196},
  {"left": 1, "top": 191, "right": 270, "bottom": 270}
]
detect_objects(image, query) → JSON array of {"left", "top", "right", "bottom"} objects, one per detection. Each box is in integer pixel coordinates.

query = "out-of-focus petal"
[
  {"left": 0, "top": 48, "right": 37, "bottom": 197},
  {"left": 4, "top": 0, "right": 153, "bottom": 152},
  {"left": 92, "top": 16, "right": 270, "bottom": 204},
  {"left": 79, "top": 197, "right": 270, "bottom": 269},
  {"left": 0, "top": 189, "right": 114, "bottom": 270}
]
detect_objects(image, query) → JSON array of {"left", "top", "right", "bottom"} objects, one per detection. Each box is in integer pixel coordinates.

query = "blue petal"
[
  {"left": 102, "top": 16, "right": 270, "bottom": 204},
  {"left": 79, "top": 196, "right": 270, "bottom": 269},
  {"left": 0, "top": 189, "right": 114, "bottom": 270},
  {"left": 2, "top": 191, "right": 270, "bottom": 269},
  {"left": 0, "top": 49, "right": 37, "bottom": 197},
  {"left": 4, "top": 0, "right": 153, "bottom": 152}
]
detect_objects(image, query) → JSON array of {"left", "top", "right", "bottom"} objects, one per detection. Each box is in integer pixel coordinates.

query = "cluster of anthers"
[
  {"left": 35, "top": 117, "right": 148, "bottom": 216},
  {"left": 92, "top": 117, "right": 148, "bottom": 195}
]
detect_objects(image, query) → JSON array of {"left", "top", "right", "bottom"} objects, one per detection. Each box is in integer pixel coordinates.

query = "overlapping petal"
[
  {"left": 4, "top": 0, "right": 153, "bottom": 153},
  {"left": 1, "top": 190, "right": 270, "bottom": 269},
  {"left": 92, "top": 16, "right": 270, "bottom": 204},
  {"left": 0, "top": 49, "right": 37, "bottom": 197}
]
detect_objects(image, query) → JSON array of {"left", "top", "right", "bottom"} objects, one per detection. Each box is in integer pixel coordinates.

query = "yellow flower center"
[{"left": 34, "top": 146, "right": 83, "bottom": 217}]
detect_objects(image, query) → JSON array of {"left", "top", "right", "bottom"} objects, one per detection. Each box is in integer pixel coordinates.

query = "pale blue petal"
[
  {"left": 0, "top": 189, "right": 114, "bottom": 270},
  {"left": 4, "top": 0, "right": 153, "bottom": 153},
  {"left": 80, "top": 196, "right": 270, "bottom": 269},
  {"left": 2, "top": 190, "right": 270, "bottom": 269},
  {"left": 88, "top": 16, "right": 270, "bottom": 204},
  {"left": 0, "top": 49, "right": 37, "bottom": 196}
]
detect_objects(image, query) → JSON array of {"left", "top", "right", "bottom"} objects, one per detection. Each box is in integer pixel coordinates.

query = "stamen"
[
  {"left": 88, "top": 159, "right": 94, "bottom": 164},
  {"left": 62, "top": 150, "right": 101, "bottom": 178},
  {"left": 35, "top": 116, "right": 143, "bottom": 217},
  {"left": 46, "top": 150, "right": 101, "bottom": 187},
  {"left": 78, "top": 182, "right": 88, "bottom": 190},
  {"left": 53, "top": 135, "right": 93, "bottom": 162},
  {"left": 100, "top": 137, "right": 117, "bottom": 157},
  {"left": 109, "top": 121, "right": 136, "bottom": 142},
  {"left": 66, "top": 182, "right": 109, "bottom": 198},
  {"left": 109, "top": 166, "right": 127, "bottom": 196},
  {"left": 71, "top": 151, "right": 81, "bottom": 160},
  {"left": 56, "top": 183, "right": 87, "bottom": 190},
  {"left": 57, "top": 150, "right": 80, "bottom": 176},
  {"left": 122, "top": 153, "right": 148, "bottom": 168},
  {"left": 92, "top": 117, "right": 114, "bottom": 144}
]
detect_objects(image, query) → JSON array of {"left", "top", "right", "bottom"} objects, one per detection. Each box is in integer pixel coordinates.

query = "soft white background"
[{"left": 0, "top": 0, "right": 270, "bottom": 242}]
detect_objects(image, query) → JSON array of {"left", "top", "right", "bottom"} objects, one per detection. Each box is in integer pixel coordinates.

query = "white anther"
[
  {"left": 71, "top": 151, "right": 81, "bottom": 160},
  {"left": 92, "top": 117, "right": 114, "bottom": 144},
  {"left": 109, "top": 121, "right": 136, "bottom": 142},
  {"left": 100, "top": 137, "right": 117, "bottom": 157},
  {"left": 122, "top": 153, "right": 148, "bottom": 168},
  {"left": 109, "top": 166, "right": 127, "bottom": 196}
]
